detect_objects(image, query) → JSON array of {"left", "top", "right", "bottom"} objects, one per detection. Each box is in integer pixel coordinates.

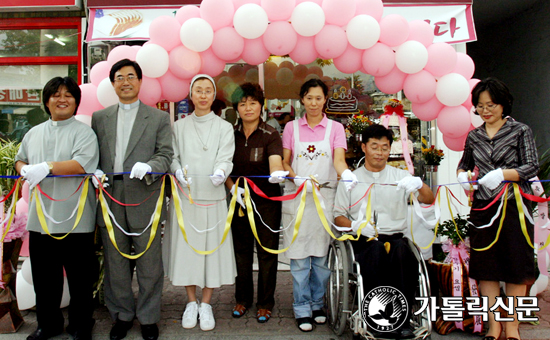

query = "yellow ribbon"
[
  {"left": 171, "top": 175, "right": 233, "bottom": 255},
  {"left": 512, "top": 182, "right": 536, "bottom": 249},
  {"left": 99, "top": 176, "right": 165, "bottom": 259},
  {"left": 35, "top": 176, "right": 90, "bottom": 240},
  {"left": 472, "top": 184, "right": 509, "bottom": 251},
  {"left": 183, "top": 167, "right": 194, "bottom": 204},
  {"left": 0, "top": 179, "right": 21, "bottom": 243}
]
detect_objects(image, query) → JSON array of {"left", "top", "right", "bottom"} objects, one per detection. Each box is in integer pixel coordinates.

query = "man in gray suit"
[{"left": 91, "top": 59, "right": 173, "bottom": 340}]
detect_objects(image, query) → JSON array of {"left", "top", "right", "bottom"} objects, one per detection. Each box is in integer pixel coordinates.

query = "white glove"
[
  {"left": 210, "top": 169, "right": 225, "bottom": 186},
  {"left": 351, "top": 220, "right": 376, "bottom": 237},
  {"left": 175, "top": 168, "right": 192, "bottom": 186},
  {"left": 92, "top": 169, "right": 109, "bottom": 188},
  {"left": 230, "top": 185, "right": 246, "bottom": 209},
  {"left": 293, "top": 176, "right": 314, "bottom": 192},
  {"left": 269, "top": 170, "right": 289, "bottom": 184},
  {"left": 396, "top": 176, "right": 423, "bottom": 195},
  {"left": 24, "top": 162, "right": 50, "bottom": 189},
  {"left": 129, "top": 162, "right": 152, "bottom": 180},
  {"left": 341, "top": 169, "right": 358, "bottom": 191},
  {"left": 20, "top": 164, "right": 31, "bottom": 177},
  {"left": 478, "top": 168, "right": 504, "bottom": 190},
  {"left": 457, "top": 172, "right": 477, "bottom": 191}
]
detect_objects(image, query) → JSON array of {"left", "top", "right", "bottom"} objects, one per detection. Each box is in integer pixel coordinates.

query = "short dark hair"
[
  {"left": 42, "top": 77, "right": 81, "bottom": 116},
  {"left": 361, "top": 124, "right": 393, "bottom": 145},
  {"left": 277, "top": 112, "right": 290, "bottom": 121},
  {"left": 471, "top": 77, "right": 513, "bottom": 117},
  {"left": 232, "top": 82, "right": 265, "bottom": 111},
  {"left": 109, "top": 58, "right": 143, "bottom": 82},
  {"left": 299, "top": 78, "right": 328, "bottom": 99}
]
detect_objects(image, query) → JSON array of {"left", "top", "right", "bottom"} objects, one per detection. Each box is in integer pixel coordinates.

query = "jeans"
[{"left": 290, "top": 255, "right": 331, "bottom": 319}]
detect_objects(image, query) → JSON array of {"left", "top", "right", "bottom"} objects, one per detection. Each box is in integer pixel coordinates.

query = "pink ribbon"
[
  {"left": 530, "top": 177, "right": 549, "bottom": 276},
  {"left": 442, "top": 239, "right": 483, "bottom": 333},
  {"left": 381, "top": 113, "right": 414, "bottom": 174}
]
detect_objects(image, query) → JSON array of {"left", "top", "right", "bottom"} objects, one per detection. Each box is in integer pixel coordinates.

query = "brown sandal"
[
  {"left": 232, "top": 304, "right": 248, "bottom": 318},
  {"left": 256, "top": 309, "right": 271, "bottom": 323}
]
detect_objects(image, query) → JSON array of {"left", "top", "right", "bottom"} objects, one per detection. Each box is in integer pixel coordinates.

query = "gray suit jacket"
[{"left": 91, "top": 102, "right": 173, "bottom": 229}]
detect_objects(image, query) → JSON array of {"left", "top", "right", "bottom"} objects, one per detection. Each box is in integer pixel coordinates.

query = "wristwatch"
[{"left": 47, "top": 162, "right": 54, "bottom": 174}]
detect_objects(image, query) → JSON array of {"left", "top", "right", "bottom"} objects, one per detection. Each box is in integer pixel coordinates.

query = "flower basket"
[
  {"left": 347, "top": 113, "right": 373, "bottom": 136},
  {"left": 421, "top": 142, "right": 444, "bottom": 166}
]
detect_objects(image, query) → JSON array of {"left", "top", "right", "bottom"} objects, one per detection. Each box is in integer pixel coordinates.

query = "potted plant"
[
  {"left": 347, "top": 112, "right": 373, "bottom": 141},
  {"left": 421, "top": 144, "right": 445, "bottom": 172}
]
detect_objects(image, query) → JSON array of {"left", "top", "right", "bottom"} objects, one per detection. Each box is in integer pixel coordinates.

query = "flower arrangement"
[
  {"left": 433, "top": 214, "right": 469, "bottom": 262},
  {"left": 2, "top": 213, "right": 28, "bottom": 242},
  {"left": 383, "top": 98, "right": 405, "bottom": 116},
  {"left": 422, "top": 145, "right": 445, "bottom": 165},
  {"left": 347, "top": 112, "right": 373, "bottom": 135},
  {"left": 0, "top": 140, "right": 21, "bottom": 211}
]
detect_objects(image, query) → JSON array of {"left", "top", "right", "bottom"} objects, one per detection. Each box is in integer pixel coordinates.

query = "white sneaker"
[
  {"left": 199, "top": 302, "right": 216, "bottom": 331},
  {"left": 182, "top": 301, "right": 199, "bottom": 329}
]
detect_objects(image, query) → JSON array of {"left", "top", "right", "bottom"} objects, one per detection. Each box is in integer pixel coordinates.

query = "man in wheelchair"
[{"left": 334, "top": 124, "right": 434, "bottom": 339}]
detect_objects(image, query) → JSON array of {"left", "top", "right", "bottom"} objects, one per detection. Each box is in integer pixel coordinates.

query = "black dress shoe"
[
  {"left": 67, "top": 319, "right": 95, "bottom": 340},
  {"left": 27, "top": 327, "right": 63, "bottom": 340},
  {"left": 399, "top": 325, "right": 415, "bottom": 339},
  {"left": 110, "top": 319, "right": 133, "bottom": 340},
  {"left": 141, "top": 324, "right": 159, "bottom": 340}
]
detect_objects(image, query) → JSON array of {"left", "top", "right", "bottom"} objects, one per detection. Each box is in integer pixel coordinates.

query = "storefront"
[{"left": 0, "top": 1, "right": 84, "bottom": 142}]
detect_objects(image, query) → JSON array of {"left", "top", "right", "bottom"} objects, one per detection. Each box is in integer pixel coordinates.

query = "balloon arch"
[{"left": 78, "top": 0, "right": 480, "bottom": 152}]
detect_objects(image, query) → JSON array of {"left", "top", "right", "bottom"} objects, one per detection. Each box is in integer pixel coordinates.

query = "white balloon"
[
  {"left": 233, "top": 4, "right": 268, "bottom": 39},
  {"left": 290, "top": 2, "right": 325, "bottom": 37},
  {"left": 136, "top": 43, "right": 169, "bottom": 78},
  {"left": 470, "top": 109, "right": 484, "bottom": 127},
  {"left": 536, "top": 274, "right": 549, "bottom": 295},
  {"left": 21, "top": 257, "right": 32, "bottom": 284},
  {"left": 436, "top": 73, "right": 470, "bottom": 107},
  {"left": 395, "top": 40, "right": 428, "bottom": 74},
  {"left": 16, "top": 271, "right": 36, "bottom": 310},
  {"left": 180, "top": 18, "right": 214, "bottom": 52},
  {"left": 75, "top": 114, "right": 92, "bottom": 127},
  {"left": 97, "top": 78, "right": 119, "bottom": 108},
  {"left": 60, "top": 275, "right": 71, "bottom": 308},
  {"left": 346, "top": 15, "right": 380, "bottom": 50}
]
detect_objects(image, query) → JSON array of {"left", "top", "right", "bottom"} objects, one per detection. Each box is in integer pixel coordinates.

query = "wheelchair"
[{"left": 326, "top": 237, "right": 432, "bottom": 339}]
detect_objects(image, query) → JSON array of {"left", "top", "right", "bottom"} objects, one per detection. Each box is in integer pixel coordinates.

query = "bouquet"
[
  {"left": 347, "top": 113, "right": 373, "bottom": 135},
  {"left": 422, "top": 145, "right": 444, "bottom": 165}
]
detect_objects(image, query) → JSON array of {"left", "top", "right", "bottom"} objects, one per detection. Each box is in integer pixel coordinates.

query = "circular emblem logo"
[{"left": 361, "top": 286, "right": 408, "bottom": 333}]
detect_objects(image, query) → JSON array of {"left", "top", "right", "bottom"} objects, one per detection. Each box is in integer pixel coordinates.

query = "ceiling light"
[
  {"left": 53, "top": 38, "right": 66, "bottom": 46},
  {"left": 44, "top": 34, "right": 53, "bottom": 39}
]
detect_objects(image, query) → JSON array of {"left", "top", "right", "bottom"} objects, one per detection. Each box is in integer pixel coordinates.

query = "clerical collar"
[{"left": 118, "top": 100, "right": 140, "bottom": 110}]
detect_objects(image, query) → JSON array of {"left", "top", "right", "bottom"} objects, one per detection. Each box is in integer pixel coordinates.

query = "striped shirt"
[{"left": 457, "top": 118, "right": 539, "bottom": 200}]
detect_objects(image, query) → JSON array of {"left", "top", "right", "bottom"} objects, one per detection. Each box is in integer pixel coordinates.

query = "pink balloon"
[
  {"left": 411, "top": 96, "right": 444, "bottom": 121},
  {"left": 443, "top": 133, "right": 468, "bottom": 152},
  {"left": 437, "top": 105, "right": 471, "bottom": 138},
  {"left": 362, "top": 43, "right": 395, "bottom": 77},
  {"left": 21, "top": 181, "right": 29, "bottom": 202},
  {"left": 138, "top": 77, "right": 162, "bottom": 106},
  {"left": 355, "top": 0, "right": 383, "bottom": 21},
  {"left": 149, "top": 16, "right": 182, "bottom": 52},
  {"left": 78, "top": 84, "right": 103, "bottom": 116},
  {"left": 199, "top": 48, "right": 226, "bottom": 77},
  {"left": 379, "top": 14, "right": 409, "bottom": 47},
  {"left": 200, "top": 0, "right": 235, "bottom": 31},
  {"left": 407, "top": 20, "right": 434, "bottom": 47},
  {"left": 241, "top": 38, "right": 270, "bottom": 65},
  {"left": 16, "top": 198, "right": 28, "bottom": 215},
  {"left": 333, "top": 44, "right": 363, "bottom": 74},
  {"left": 176, "top": 5, "right": 201, "bottom": 24},
  {"left": 403, "top": 70, "right": 437, "bottom": 104},
  {"left": 462, "top": 78, "right": 481, "bottom": 110},
  {"left": 315, "top": 25, "right": 347, "bottom": 60},
  {"left": 159, "top": 71, "right": 190, "bottom": 102},
  {"left": 107, "top": 45, "right": 137, "bottom": 65},
  {"left": 261, "top": 0, "right": 294, "bottom": 21},
  {"left": 425, "top": 43, "right": 457, "bottom": 77},
  {"left": 323, "top": 0, "right": 356, "bottom": 26},
  {"left": 289, "top": 35, "right": 317, "bottom": 65},
  {"left": 169, "top": 46, "right": 202, "bottom": 80},
  {"left": 131, "top": 45, "right": 141, "bottom": 51},
  {"left": 19, "top": 235, "right": 29, "bottom": 257},
  {"left": 90, "top": 61, "right": 110, "bottom": 86},
  {"left": 453, "top": 52, "right": 475, "bottom": 79},
  {"left": 374, "top": 66, "right": 406, "bottom": 94},
  {"left": 263, "top": 21, "right": 298, "bottom": 56},
  {"left": 211, "top": 27, "right": 244, "bottom": 61},
  {"left": 234, "top": 0, "right": 261, "bottom": 8},
  {"left": 296, "top": 0, "right": 321, "bottom": 4}
]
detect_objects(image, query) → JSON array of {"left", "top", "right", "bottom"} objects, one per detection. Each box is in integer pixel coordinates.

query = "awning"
[{"left": 86, "top": 1, "right": 475, "bottom": 44}]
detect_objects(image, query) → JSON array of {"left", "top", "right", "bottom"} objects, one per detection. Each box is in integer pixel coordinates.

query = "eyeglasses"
[
  {"left": 476, "top": 103, "right": 498, "bottom": 112},
  {"left": 115, "top": 75, "right": 138, "bottom": 83},
  {"left": 369, "top": 146, "right": 390, "bottom": 153},
  {"left": 193, "top": 89, "right": 214, "bottom": 96}
]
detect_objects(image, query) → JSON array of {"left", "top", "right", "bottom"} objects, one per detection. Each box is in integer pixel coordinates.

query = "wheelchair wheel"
[
  {"left": 406, "top": 238, "right": 432, "bottom": 339},
  {"left": 327, "top": 240, "right": 349, "bottom": 336}
]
